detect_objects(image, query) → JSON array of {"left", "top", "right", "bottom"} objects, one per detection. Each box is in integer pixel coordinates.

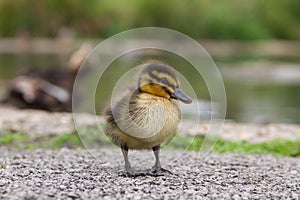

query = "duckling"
[{"left": 104, "top": 61, "right": 192, "bottom": 177}]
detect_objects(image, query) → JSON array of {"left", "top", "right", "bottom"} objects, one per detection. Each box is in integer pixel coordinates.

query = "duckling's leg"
[
  {"left": 147, "top": 145, "right": 172, "bottom": 176},
  {"left": 121, "top": 145, "right": 132, "bottom": 173},
  {"left": 121, "top": 145, "right": 146, "bottom": 177}
]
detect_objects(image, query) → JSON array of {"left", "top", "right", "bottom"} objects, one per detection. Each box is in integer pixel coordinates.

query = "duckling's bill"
[{"left": 171, "top": 87, "right": 192, "bottom": 104}]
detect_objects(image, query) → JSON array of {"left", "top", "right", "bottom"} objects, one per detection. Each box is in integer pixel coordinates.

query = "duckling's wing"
[{"left": 103, "top": 86, "right": 137, "bottom": 123}]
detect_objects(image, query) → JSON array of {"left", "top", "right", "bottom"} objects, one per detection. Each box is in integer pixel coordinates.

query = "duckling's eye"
[{"left": 160, "top": 78, "right": 168, "bottom": 84}]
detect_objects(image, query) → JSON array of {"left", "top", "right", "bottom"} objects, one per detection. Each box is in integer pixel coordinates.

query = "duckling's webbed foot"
[
  {"left": 121, "top": 145, "right": 147, "bottom": 177},
  {"left": 123, "top": 167, "right": 148, "bottom": 177},
  {"left": 146, "top": 166, "right": 173, "bottom": 176},
  {"left": 146, "top": 145, "right": 173, "bottom": 176}
]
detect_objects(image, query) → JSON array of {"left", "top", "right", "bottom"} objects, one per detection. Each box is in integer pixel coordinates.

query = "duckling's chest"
[{"left": 127, "top": 93, "right": 181, "bottom": 139}]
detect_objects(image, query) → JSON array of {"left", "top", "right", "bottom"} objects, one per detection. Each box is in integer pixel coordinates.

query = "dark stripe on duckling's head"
[
  {"left": 142, "top": 63, "right": 178, "bottom": 85},
  {"left": 138, "top": 62, "right": 192, "bottom": 104}
]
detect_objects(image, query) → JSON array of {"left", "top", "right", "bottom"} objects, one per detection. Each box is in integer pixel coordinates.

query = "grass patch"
[
  {"left": 0, "top": 128, "right": 112, "bottom": 149},
  {"left": 189, "top": 136, "right": 300, "bottom": 157},
  {"left": 163, "top": 133, "right": 194, "bottom": 150},
  {"left": 1, "top": 131, "right": 299, "bottom": 157},
  {"left": 50, "top": 133, "right": 83, "bottom": 149},
  {"left": 0, "top": 131, "right": 32, "bottom": 149},
  {"left": 0, "top": 131, "right": 27, "bottom": 144},
  {"left": 0, "top": 131, "right": 84, "bottom": 149},
  {"left": 75, "top": 125, "right": 112, "bottom": 149}
]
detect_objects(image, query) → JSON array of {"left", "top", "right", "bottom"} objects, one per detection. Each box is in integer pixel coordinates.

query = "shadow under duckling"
[
  {"left": 1, "top": 43, "right": 92, "bottom": 112},
  {"left": 104, "top": 61, "right": 192, "bottom": 177}
]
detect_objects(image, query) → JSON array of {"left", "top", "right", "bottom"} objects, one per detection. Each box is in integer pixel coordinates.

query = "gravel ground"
[{"left": 0, "top": 148, "right": 299, "bottom": 199}]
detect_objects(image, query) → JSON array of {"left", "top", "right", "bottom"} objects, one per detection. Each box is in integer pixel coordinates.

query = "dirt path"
[{"left": 0, "top": 148, "right": 299, "bottom": 199}]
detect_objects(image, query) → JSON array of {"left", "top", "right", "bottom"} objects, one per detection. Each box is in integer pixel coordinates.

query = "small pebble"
[
  {"left": 67, "top": 192, "right": 79, "bottom": 198},
  {"left": 59, "top": 185, "right": 67, "bottom": 190},
  {"left": 0, "top": 161, "right": 7, "bottom": 171},
  {"left": 0, "top": 180, "right": 7, "bottom": 186}
]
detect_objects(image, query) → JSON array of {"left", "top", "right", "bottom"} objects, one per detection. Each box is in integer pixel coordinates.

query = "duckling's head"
[{"left": 138, "top": 62, "right": 192, "bottom": 104}]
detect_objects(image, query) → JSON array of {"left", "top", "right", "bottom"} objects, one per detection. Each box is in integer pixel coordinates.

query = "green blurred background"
[
  {"left": 0, "top": 0, "right": 300, "bottom": 124},
  {"left": 0, "top": 0, "right": 299, "bottom": 39}
]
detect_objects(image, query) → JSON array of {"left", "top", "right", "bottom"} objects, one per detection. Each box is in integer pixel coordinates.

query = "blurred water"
[{"left": 1, "top": 53, "right": 300, "bottom": 124}]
